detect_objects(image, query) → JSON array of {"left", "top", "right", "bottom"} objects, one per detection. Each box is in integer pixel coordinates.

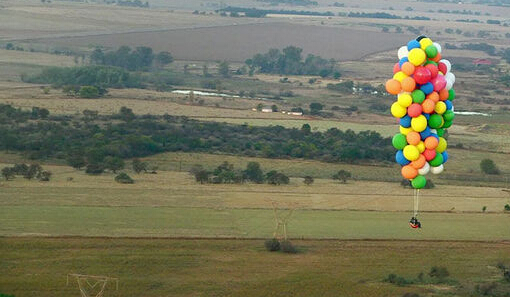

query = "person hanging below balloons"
[{"left": 386, "top": 35, "right": 457, "bottom": 229}]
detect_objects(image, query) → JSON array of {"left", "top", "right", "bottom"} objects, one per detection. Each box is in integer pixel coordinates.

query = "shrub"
[
  {"left": 504, "top": 204, "right": 510, "bottom": 212},
  {"left": 280, "top": 240, "right": 298, "bottom": 254},
  {"left": 303, "top": 176, "right": 314, "bottom": 185},
  {"left": 85, "top": 163, "right": 104, "bottom": 175},
  {"left": 115, "top": 172, "right": 134, "bottom": 184},
  {"left": 38, "top": 170, "right": 52, "bottom": 181},
  {"left": 264, "top": 238, "right": 280, "bottom": 251},
  {"left": 480, "top": 159, "right": 501, "bottom": 175},
  {"left": 78, "top": 86, "right": 100, "bottom": 98},
  {"left": 384, "top": 273, "right": 414, "bottom": 286},
  {"left": 429, "top": 266, "right": 449, "bottom": 281}
]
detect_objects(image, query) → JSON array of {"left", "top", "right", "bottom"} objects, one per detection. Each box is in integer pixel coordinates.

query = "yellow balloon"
[
  {"left": 411, "top": 115, "right": 427, "bottom": 132},
  {"left": 417, "top": 141, "right": 425, "bottom": 153},
  {"left": 393, "top": 71, "right": 408, "bottom": 82},
  {"left": 408, "top": 48, "right": 426, "bottom": 66},
  {"left": 400, "top": 125, "right": 413, "bottom": 135},
  {"left": 434, "top": 101, "right": 447, "bottom": 114},
  {"left": 397, "top": 93, "right": 413, "bottom": 108},
  {"left": 437, "top": 137, "right": 447, "bottom": 153},
  {"left": 403, "top": 145, "right": 420, "bottom": 161},
  {"left": 391, "top": 102, "right": 407, "bottom": 118},
  {"left": 420, "top": 38, "right": 433, "bottom": 50}
]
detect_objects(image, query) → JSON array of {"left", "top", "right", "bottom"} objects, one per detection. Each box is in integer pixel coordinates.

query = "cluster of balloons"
[{"left": 385, "top": 36, "right": 456, "bottom": 189}]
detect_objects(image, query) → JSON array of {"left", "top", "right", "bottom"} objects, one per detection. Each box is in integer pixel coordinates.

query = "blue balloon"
[
  {"left": 407, "top": 40, "right": 421, "bottom": 51},
  {"left": 400, "top": 115, "right": 411, "bottom": 128},
  {"left": 420, "top": 82, "right": 434, "bottom": 95},
  {"left": 429, "top": 133, "right": 439, "bottom": 141},
  {"left": 420, "top": 126, "right": 431, "bottom": 139},
  {"left": 445, "top": 100, "right": 453, "bottom": 110},
  {"left": 396, "top": 150, "right": 410, "bottom": 166},
  {"left": 422, "top": 113, "right": 430, "bottom": 120},
  {"left": 399, "top": 57, "right": 409, "bottom": 67},
  {"left": 442, "top": 151, "right": 449, "bottom": 163}
]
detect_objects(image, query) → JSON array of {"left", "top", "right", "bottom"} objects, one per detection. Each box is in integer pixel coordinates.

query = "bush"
[
  {"left": 115, "top": 172, "right": 134, "bottom": 184},
  {"left": 505, "top": 204, "right": 510, "bottom": 212},
  {"left": 264, "top": 238, "right": 280, "bottom": 251},
  {"left": 280, "top": 240, "right": 298, "bottom": 254},
  {"left": 78, "top": 86, "right": 100, "bottom": 98},
  {"left": 429, "top": 266, "right": 449, "bottom": 281},
  {"left": 384, "top": 273, "right": 414, "bottom": 286},
  {"left": 303, "top": 176, "right": 314, "bottom": 185},
  {"left": 85, "top": 163, "right": 104, "bottom": 175},
  {"left": 480, "top": 159, "right": 501, "bottom": 175}
]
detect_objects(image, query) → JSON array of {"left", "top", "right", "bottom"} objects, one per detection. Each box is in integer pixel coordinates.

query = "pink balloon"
[
  {"left": 431, "top": 75, "right": 446, "bottom": 91},
  {"left": 425, "top": 64, "right": 438, "bottom": 79}
]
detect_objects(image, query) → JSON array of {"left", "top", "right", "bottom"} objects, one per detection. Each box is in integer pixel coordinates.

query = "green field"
[{"left": 1, "top": 238, "right": 509, "bottom": 297}]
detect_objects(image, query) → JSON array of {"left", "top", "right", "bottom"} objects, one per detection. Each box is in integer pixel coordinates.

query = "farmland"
[{"left": 1, "top": 0, "right": 510, "bottom": 296}]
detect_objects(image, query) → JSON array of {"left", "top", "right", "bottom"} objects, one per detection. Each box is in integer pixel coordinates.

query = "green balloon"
[
  {"left": 443, "top": 110, "right": 455, "bottom": 122},
  {"left": 412, "top": 175, "right": 427, "bottom": 189},
  {"left": 429, "top": 114, "right": 443, "bottom": 129},
  {"left": 412, "top": 90, "right": 425, "bottom": 104},
  {"left": 392, "top": 133, "right": 407, "bottom": 150},
  {"left": 448, "top": 89, "right": 455, "bottom": 101},
  {"left": 429, "top": 153, "right": 444, "bottom": 167},
  {"left": 425, "top": 45, "right": 438, "bottom": 58},
  {"left": 437, "top": 128, "right": 445, "bottom": 137},
  {"left": 424, "top": 60, "right": 438, "bottom": 66},
  {"left": 443, "top": 119, "right": 453, "bottom": 128}
]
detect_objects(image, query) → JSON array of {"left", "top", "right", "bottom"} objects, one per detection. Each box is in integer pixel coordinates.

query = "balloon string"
[{"left": 413, "top": 189, "right": 420, "bottom": 217}]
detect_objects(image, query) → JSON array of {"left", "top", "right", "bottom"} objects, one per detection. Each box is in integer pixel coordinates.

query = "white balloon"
[
  {"left": 445, "top": 72, "right": 456, "bottom": 85},
  {"left": 433, "top": 42, "right": 442, "bottom": 54},
  {"left": 430, "top": 129, "right": 437, "bottom": 134},
  {"left": 440, "top": 59, "right": 451, "bottom": 73},
  {"left": 398, "top": 46, "right": 409, "bottom": 60},
  {"left": 446, "top": 79, "right": 453, "bottom": 90},
  {"left": 431, "top": 164, "right": 444, "bottom": 175},
  {"left": 418, "top": 162, "right": 430, "bottom": 175}
]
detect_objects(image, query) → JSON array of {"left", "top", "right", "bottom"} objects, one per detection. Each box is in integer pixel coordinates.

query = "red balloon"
[
  {"left": 407, "top": 103, "right": 423, "bottom": 118},
  {"left": 438, "top": 62, "right": 447, "bottom": 75},
  {"left": 413, "top": 66, "right": 432, "bottom": 85},
  {"left": 423, "top": 149, "right": 437, "bottom": 161},
  {"left": 393, "top": 63, "right": 401, "bottom": 74},
  {"left": 425, "top": 64, "right": 438, "bottom": 78}
]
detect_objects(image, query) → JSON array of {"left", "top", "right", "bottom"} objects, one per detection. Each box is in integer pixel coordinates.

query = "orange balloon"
[
  {"left": 406, "top": 131, "right": 421, "bottom": 146},
  {"left": 402, "top": 165, "right": 418, "bottom": 179},
  {"left": 426, "top": 92, "right": 440, "bottom": 103},
  {"left": 431, "top": 52, "right": 442, "bottom": 63},
  {"left": 422, "top": 98, "right": 435, "bottom": 114},
  {"left": 386, "top": 79, "right": 402, "bottom": 95},
  {"left": 401, "top": 77, "right": 416, "bottom": 92},
  {"left": 401, "top": 62, "right": 416, "bottom": 76},
  {"left": 439, "top": 88, "right": 449, "bottom": 101},
  {"left": 411, "top": 154, "right": 426, "bottom": 169},
  {"left": 424, "top": 136, "right": 439, "bottom": 150}
]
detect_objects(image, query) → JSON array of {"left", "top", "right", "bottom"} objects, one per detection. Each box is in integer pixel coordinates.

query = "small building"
[
  {"left": 472, "top": 58, "right": 492, "bottom": 66},
  {"left": 261, "top": 108, "right": 273, "bottom": 113},
  {"left": 289, "top": 112, "right": 303, "bottom": 116}
]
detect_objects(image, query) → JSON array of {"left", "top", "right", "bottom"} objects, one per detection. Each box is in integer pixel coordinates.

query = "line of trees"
[
  {"left": 90, "top": 46, "right": 173, "bottom": 71},
  {"left": 0, "top": 104, "right": 393, "bottom": 168},
  {"left": 245, "top": 46, "right": 339, "bottom": 77},
  {"left": 191, "top": 161, "right": 290, "bottom": 185},
  {"left": 1, "top": 163, "right": 51, "bottom": 181}
]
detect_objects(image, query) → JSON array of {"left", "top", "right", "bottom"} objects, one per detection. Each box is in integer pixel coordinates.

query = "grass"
[
  {"left": 1, "top": 206, "right": 509, "bottom": 240},
  {"left": 1, "top": 238, "right": 509, "bottom": 297}
]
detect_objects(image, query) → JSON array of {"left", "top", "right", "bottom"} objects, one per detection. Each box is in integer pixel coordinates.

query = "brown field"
[{"left": 37, "top": 22, "right": 413, "bottom": 62}]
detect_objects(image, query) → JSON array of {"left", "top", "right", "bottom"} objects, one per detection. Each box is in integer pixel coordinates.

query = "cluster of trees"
[
  {"left": 256, "top": 0, "right": 318, "bottom": 5},
  {"left": 245, "top": 46, "right": 339, "bottom": 77},
  {"left": 346, "top": 12, "right": 430, "bottom": 20},
  {"left": 480, "top": 158, "right": 501, "bottom": 175},
  {"left": 90, "top": 46, "right": 173, "bottom": 71},
  {"left": 191, "top": 162, "right": 290, "bottom": 185},
  {"left": 1, "top": 163, "right": 51, "bottom": 181},
  {"left": 23, "top": 66, "right": 142, "bottom": 89},
  {"left": 219, "top": 6, "right": 334, "bottom": 17},
  {"left": 0, "top": 104, "right": 393, "bottom": 167},
  {"left": 116, "top": 0, "right": 149, "bottom": 7}
]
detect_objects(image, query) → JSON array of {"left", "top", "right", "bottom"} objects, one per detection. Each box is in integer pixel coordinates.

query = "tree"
[
  {"left": 266, "top": 170, "right": 289, "bottom": 185},
  {"left": 85, "top": 163, "right": 104, "bottom": 175},
  {"left": 194, "top": 170, "right": 210, "bottom": 184},
  {"left": 301, "top": 123, "right": 311, "bottom": 134},
  {"left": 90, "top": 48, "right": 105, "bottom": 64},
  {"left": 78, "top": 86, "right": 100, "bottom": 98},
  {"left": 309, "top": 102, "right": 324, "bottom": 115},
  {"left": 245, "top": 162, "right": 264, "bottom": 183},
  {"left": 155, "top": 51, "right": 173, "bottom": 66},
  {"left": 67, "top": 153, "right": 86, "bottom": 170},
  {"left": 1, "top": 167, "right": 15, "bottom": 180},
  {"left": 38, "top": 170, "right": 52, "bottom": 181},
  {"left": 119, "top": 106, "right": 135, "bottom": 122},
  {"left": 303, "top": 176, "right": 314, "bottom": 185},
  {"left": 429, "top": 266, "right": 449, "bottom": 281},
  {"left": 218, "top": 61, "right": 230, "bottom": 77},
  {"left": 24, "top": 164, "right": 42, "bottom": 180},
  {"left": 132, "top": 158, "right": 147, "bottom": 173},
  {"left": 104, "top": 156, "right": 125, "bottom": 173},
  {"left": 333, "top": 170, "right": 351, "bottom": 183},
  {"left": 271, "top": 104, "right": 278, "bottom": 112},
  {"left": 480, "top": 158, "right": 500, "bottom": 175}
]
